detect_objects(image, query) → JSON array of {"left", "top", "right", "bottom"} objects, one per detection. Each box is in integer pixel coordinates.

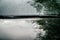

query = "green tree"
[
  {"left": 28, "top": 0, "right": 60, "bottom": 15},
  {"left": 28, "top": 0, "right": 60, "bottom": 40}
]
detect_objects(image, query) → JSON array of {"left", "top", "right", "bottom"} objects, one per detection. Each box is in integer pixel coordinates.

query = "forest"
[{"left": 28, "top": 0, "right": 60, "bottom": 40}]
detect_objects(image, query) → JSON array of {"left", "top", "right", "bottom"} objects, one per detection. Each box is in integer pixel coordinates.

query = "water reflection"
[
  {"left": 0, "top": 18, "right": 40, "bottom": 40},
  {"left": 0, "top": 18, "right": 46, "bottom": 40}
]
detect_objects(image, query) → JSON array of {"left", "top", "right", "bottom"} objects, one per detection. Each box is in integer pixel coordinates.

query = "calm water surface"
[{"left": 0, "top": 18, "right": 43, "bottom": 40}]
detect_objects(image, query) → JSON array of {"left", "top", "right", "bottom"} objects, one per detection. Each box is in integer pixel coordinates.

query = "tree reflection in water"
[{"left": 32, "top": 20, "right": 46, "bottom": 40}]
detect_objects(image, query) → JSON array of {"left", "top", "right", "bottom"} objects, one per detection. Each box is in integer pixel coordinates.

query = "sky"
[
  {"left": 0, "top": 0, "right": 39, "bottom": 16},
  {"left": 0, "top": 19, "right": 46, "bottom": 40}
]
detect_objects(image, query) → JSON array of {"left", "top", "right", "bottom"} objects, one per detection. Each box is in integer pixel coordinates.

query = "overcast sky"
[{"left": 0, "top": 0, "right": 39, "bottom": 16}]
